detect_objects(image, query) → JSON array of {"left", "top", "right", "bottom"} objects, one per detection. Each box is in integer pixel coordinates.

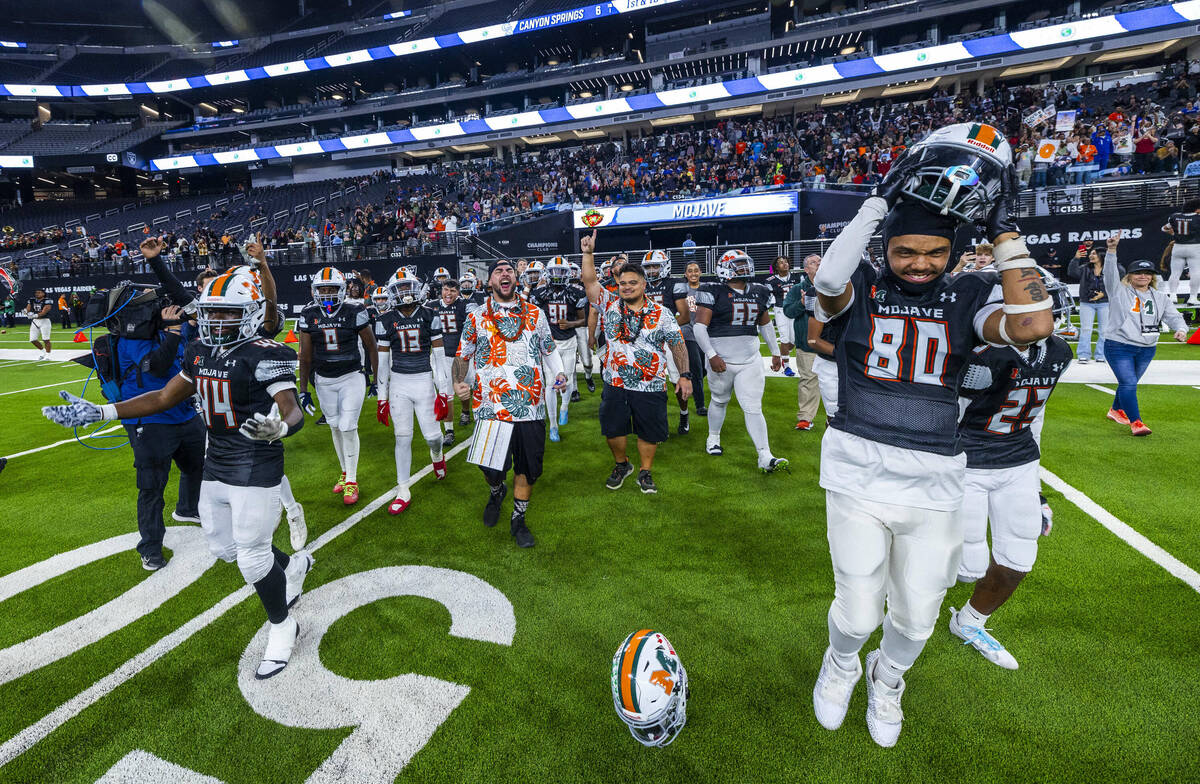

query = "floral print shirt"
[
  {"left": 593, "top": 289, "right": 684, "bottom": 393},
  {"left": 457, "top": 297, "right": 557, "bottom": 421}
]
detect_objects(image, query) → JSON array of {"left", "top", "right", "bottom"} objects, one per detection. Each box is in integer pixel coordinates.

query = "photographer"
[{"left": 97, "top": 287, "right": 205, "bottom": 570}]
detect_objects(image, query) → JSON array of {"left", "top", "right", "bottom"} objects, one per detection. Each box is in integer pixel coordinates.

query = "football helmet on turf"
[
  {"left": 641, "top": 250, "right": 670, "bottom": 282},
  {"left": 387, "top": 268, "right": 424, "bottom": 306},
  {"left": 311, "top": 267, "right": 346, "bottom": 315},
  {"left": 611, "top": 629, "right": 688, "bottom": 747},
  {"left": 197, "top": 270, "right": 265, "bottom": 347},
  {"left": 715, "top": 249, "right": 754, "bottom": 281},
  {"left": 894, "top": 122, "right": 1012, "bottom": 223}
]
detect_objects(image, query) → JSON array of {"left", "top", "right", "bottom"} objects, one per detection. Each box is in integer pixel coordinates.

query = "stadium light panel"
[
  {"left": 520, "top": 134, "right": 562, "bottom": 144},
  {"left": 714, "top": 104, "right": 762, "bottom": 118},
  {"left": 820, "top": 90, "right": 860, "bottom": 106},
  {"left": 649, "top": 114, "right": 694, "bottom": 127},
  {"left": 451, "top": 143, "right": 492, "bottom": 152},
  {"left": 406, "top": 149, "right": 444, "bottom": 157},
  {"left": 881, "top": 77, "right": 940, "bottom": 96},
  {"left": 1092, "top": 39, "right": 1177, "bottom": 62},
  {"left": 573, "top": 129, "right": 607, "bottom": 138},
  {"left": 999, "top": 57, "right": 1072, "bottom": 77}
]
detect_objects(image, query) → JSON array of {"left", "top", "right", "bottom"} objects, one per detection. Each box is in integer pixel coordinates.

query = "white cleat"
[
  {"left": 758, "top": 455, "right": 789, "bottom": 474},
  {"left": 285, "top": 502, "right": 307, "bottom": 550},
  {"left": 864, "top": 650, "right": 905, "bottom": 748},
  {"left": 813, "top": 646, "right": 862, "bottom": 731},
  {"left": 949, "top": 607, "right": 1019, "bottom": 670},
  {"left": 285, "top": 551, "right": 315, "bottom": 608},
  {"left": 255, "top": 616, "right": 299, "bottom": 680},
  {"left": 705, "top": 436, "right": 723, "bottom": 455}
]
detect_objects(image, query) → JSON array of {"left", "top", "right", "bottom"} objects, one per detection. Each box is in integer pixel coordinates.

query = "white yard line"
[
  {"left": 0, "top": 440, "right": 471, "bottom": 768},
  {"left": 0, "top": 378, "right": 87, "bottom": 397},
  {"left": 1085, "top": 383, "right": 1116, "bottom": 395},
  {"left": 1041, "top": 468, "right": 1200, "bottom": 594},
  {"left": 3, "top": 425, "right": 124, "bottom": 460}
]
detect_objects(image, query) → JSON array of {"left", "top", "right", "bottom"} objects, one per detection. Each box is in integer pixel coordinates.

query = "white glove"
[
  {"left": 239, "top": 405, "right": 288, "bottom": 442},
  {"left": 42, "top": 390, "right": 114, "bottom": 428}
]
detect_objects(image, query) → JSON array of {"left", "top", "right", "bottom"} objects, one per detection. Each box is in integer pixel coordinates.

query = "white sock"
[
  {"left": 394, "top": 433, "right": 413, "bottom": 488},
  {"left": 279, "top": 475, "right": 296, "bottom": 509},
  {"left": 745, "top": 411, "right": 771, "bottom": 453},
  {"left": 872, "top": 650, "right": 909, "bottom": 689},
  {"left": 707, "top": 400, "right": 727, "bottom": 439},
  {"left": 960, "top": 601, "right": 990, "bottom": 628},
  {"left": 341, "top": 428, "right": 360, "bottom": 483},
  {"left": 330, "top": 428, "right": 346, "bottom": 473}
]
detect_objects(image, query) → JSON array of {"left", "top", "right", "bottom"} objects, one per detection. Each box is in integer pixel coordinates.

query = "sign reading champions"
[{"left": 573, "top": 191, "right": 798, "bottom": 229}]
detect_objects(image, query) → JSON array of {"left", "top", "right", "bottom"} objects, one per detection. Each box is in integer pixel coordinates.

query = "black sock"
[
  {"left": 254, "top": 563, "right": 289, "bottom": 624},
  {"left": 490, "top": 482, "right": 505, "bottom": 498},
  {"left": 512, "top": 498, "right": 529, "bottom": 519},
  {"left": 272, "top": 545, "right": 290, "bottom": 571}
]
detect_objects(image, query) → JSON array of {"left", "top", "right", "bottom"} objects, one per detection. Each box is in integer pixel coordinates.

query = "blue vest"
[{"left": 115, "top": 334, "right": 197, "bottom": 425}]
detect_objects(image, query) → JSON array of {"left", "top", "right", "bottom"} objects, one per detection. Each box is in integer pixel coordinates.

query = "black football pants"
[{"left": 124, "top": 417, "right": 206, "bottom": 558}]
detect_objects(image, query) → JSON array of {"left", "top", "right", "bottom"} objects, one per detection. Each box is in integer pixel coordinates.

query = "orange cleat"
[
  {"left": 388, "top": 496, "right": 410, "bottom": 515},
  {"left": 794, "top": 420, "right": 814, "bottom": 431},
  {"left": 1106, "top": 408, "right": 1130, "bottom": 425},
  {"left": 342, "top": 481, "right": 359, "bottom": 505},
  {"left": 332, "top": 471, "right": 346, "bottom": 494},
  {"left": 433, "top": 459, "right": 447, "bottom": 480},
  {"left": 1130, "top": 420, "right": 1152, "bottom": 437}
]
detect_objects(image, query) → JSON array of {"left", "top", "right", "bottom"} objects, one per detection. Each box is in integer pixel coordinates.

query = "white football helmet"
[
  {"left": 600, "top": 259, "right": 615, "bottom": 287},
  {"left": 522, "top": 260, "right": 544, "bottom": 288},
  {"left": 197, "top": 270, "right": 265, "bottom": 348},
  {"left": 387, "top": 267, "right": 423, "bottom": 306},
  {"left": 896, "top": 122, "right": 1013, "bottom": 223},
  {"left": 370, "top": 284, "right": 391, "bottom": 311},
  {"left": 224, "top": 263, "right": 262, "bottom": 286},
  {"left": 641, "top": 250, "right": 670, "bottom": 282},
  {"left": 569, "top": 261, "right": 581, "bottom": 281},
  {"left": 544, "top": 258, "right": 572, "bottom": 287},
  {"left": 433, "top": 266, "right": 452, "bottom": 285},
  {"left": 715, "top": 249, "right": 754, "bottom": 281},
  {"left": 611, "top": 629, "right": 688, "bottom": 747},
  {"left": 459, "top": 274, "right": 478, "bottom": 295},
  {"left": 311, "top": 267, "right": 346, "bottom": 315}
]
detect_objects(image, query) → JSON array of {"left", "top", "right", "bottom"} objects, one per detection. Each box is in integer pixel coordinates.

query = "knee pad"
[
  {"left": 992, "top": 533, "right": 1038, "bottom": 574},
  {"left": 207, "top": 541, "right": 237, "bottom": 564},
  {"left": 958, "top": 539, "right": 990, "bottom": 581},
  {"left": 829, "top": 593, "right": 885, "bottom": 641},
  {"left": 236, "top": 545, "right": 275, "bottom": 585},
  {"left": 393, "top": 426, "right": 414, "bottom": 441}
]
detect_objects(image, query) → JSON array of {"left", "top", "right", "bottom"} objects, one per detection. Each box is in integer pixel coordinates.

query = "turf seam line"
[
  {"left": 1040, "top": 467, "right": 1200, "bottom": 594},
  {"left": 0, "top": 438, "right": 471, "bottom": 769},
  {"left": 1084, "top": 383, "right": 1116, "bottom": 395}
]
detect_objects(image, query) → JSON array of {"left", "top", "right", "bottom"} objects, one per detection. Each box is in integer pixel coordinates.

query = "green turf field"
[{"left": 1, "top": 340, "right": 1199, "bottom": 783}]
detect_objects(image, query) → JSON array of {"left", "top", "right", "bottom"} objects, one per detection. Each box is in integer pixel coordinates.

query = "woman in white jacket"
[{"left": 1101, "top": 235, "right": 1189, "bottom": 436}]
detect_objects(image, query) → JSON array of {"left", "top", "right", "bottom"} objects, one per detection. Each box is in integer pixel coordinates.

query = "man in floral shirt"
[
  {"left": 580, "top": 230, "right": 692, "bottom": 495},
  {"left": 453, "top": 259, "right": 567, "bottom": 548}
]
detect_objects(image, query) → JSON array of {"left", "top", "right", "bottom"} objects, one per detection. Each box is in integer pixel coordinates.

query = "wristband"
[
  {"left": 994, "top": 258, "right": 1038, "bottom": 272},
  {"left": 1002, "top": 299, "right": 1053, "bottom": 314},
  {"left": 992, "top": 236, "right": 1034, "bottom": 271},
  {"left": 100, "top": 404, "right": 118, "bottom": 422}
]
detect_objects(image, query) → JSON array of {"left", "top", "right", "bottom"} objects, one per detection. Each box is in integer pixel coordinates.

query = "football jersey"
[
  {"left": 766, "top": 272, "right": 802, "bottom": 308},
  {"left": 375, "top": 305, "right": 442, "bottom": 374},
  {"left": 958, "top": 336, "right": 1072, "bottom": 469},
  {"left": 829, "top": 262, "right": 1001, "bottom": 456},
  {"left": 1170, "top": 212, "right": 1200, "bottom": 244},
  {"left": 180, "top": 338, "right": 297, "bottom": 487},
  {"left": 430, "top": 298, "right": 469, "bottom": 357},
  {"left": 645, "top": 277, "right": 685, "bottom": 314},
  {"left": 27, "top": 297, "right": 53, "bottom": 318},
  {"left": 695, "top": 282, "right": 775, "bottom": 338},
  {"left": 296, "top": 302, "right": 369, "bottom": 378},
  {"left": 528, "top": 285, "right": 588, "bottom": 341}
]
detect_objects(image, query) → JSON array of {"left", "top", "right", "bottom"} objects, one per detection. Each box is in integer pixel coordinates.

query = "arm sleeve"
[
  {"left": 814, "top": 196, "right": 889, "bottom": 296},
  {"left": 146, "top": 254, "right": 197, "bottom": 305},
  {"left": 759, "top": 321, "right": 780, "bottom": 355},
  {"left": 693, "top": 321, "right": 717, "bottom": 359},
  {"left": 378, "top": 357, "right": 391, "bottom": 399}
]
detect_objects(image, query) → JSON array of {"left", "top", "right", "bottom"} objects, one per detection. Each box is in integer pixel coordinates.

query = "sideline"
[
  {"left": 3, "top": 425, "right": 124, "bottom": 460},
  {"left": 0, "top": 378, "right": 87, "bottom": 398}
]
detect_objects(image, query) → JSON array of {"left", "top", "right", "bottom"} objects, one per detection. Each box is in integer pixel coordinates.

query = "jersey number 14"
[{"left": 865, "top": 316, "right": 950, "bottom": 386}]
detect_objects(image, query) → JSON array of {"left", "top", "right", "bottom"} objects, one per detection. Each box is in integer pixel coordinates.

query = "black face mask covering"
[{"left": 880, "top": 200, "right": 960, "bottom": 297}]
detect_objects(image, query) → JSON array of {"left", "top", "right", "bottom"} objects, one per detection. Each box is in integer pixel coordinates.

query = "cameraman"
[{"left": 110, "top": 293, "right": 205, "bottom": 571}]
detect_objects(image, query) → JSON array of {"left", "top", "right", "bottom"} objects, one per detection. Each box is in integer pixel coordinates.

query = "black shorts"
[
  {"left": 480, "top": 419, "right": 546, "bottom": 484},
  {"left": 599, "top": 383, "right": 668, "bottom": 444}
]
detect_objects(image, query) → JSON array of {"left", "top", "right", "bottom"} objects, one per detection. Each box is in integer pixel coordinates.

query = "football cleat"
[
  {"left": 794, "top": 420, "right": 814, "bottom": 431},
  {"left": 433, "top": 459, "right": 447, "bottom": 480},
  {"left": 458, "top": 410, "right": 471, "bottom": 427},
  {"left": 511, "top": 516, "right": 536, "bottom": 548},
  {"left": 483, "top": 484, "right": 506, "bottom": 527},
  {"left": 1040, "top": 495, "right": 1053, "bottom": 537},
  {"left": 759, "top": 456, "right": 790, "bottom": 474},
  {"left": 285, "top": 551, "right": 315, "bottom": 608},
  {"left": 442, "top": 430, "right": 455, "bottom": 449},
  {"left": 255, "top": 616, "right": 299, "bottom": 680},
  {"left": 586, "top": 377, "right": 596, "bottom": 393},
  {"left": 705, "top": 437, "right": 723, "bottom": 456},
  {"left": 813, "top": 647, "right": 862, "bottom": 731},
  {"left": 285, "top": 503, "right": 307, "bottom": 551},
  {"left": 342, "top": 481, "right": 359, "bottom": 505},
  {"left": 388, "top": 496, "right": 411, "bottom": 515},
  {"left": 864, "top": 651, "right": 905, "bottom": 748},
  {"left": 783, "top": 366, "right": 796, "bottom": 377},
  {"left": 141, "top": 553, "right": 168, "bottom": 571},
  {"left": 949, "top": 607, "right": 1019, "bottom": 670},
  {"left": 558, "top": 408, "right": 569, "bottom": 426},
  {"left": 549, "top": 424, "right": 560, "bottom": 443},
  {"left": 677, "top": 413, "right": 689, "bottom": 435},
  {"left": 332, "top": 472, "right": 346, "bottom": 494},
  {"left": 1130, "top": 419, "right": 1152, "bottom": 436},
  {"left": 171, "top": 510, "right": 201, "bottom": 524},
  {"left": 570, "top": 390, "right": 581, "bottom": 403},
  {"left": 1106, "top": 408, "right": 1130, "bottom": 425},
  {"left": 611, "top": 630, "right": 688, "bottom": 747}
]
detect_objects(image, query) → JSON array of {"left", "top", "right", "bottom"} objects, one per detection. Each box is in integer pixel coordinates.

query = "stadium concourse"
[{"left": 2, "top": 0, "right": 1200, "bottom": 782}]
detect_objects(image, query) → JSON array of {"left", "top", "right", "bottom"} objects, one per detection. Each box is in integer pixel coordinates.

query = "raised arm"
[{"left": 579, "top": 230, "right": 603, "bottom": 305}]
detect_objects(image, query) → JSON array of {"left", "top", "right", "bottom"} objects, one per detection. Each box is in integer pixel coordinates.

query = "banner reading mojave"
[{"left": 574, "top": 191, "right": 799, "bottom": 229}]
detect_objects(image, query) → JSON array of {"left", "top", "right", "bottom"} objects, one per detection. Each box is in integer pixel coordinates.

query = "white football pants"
[
  {"left": 544, "top": 338, "right": 577, "bottom": 426},
  {"left": 772, "top": 307, "right": 794, "bottom": 345},
  {"left": 958, "top": 460, "right": 1043, "bottom": 579},
  {"left": 1168, "top": 243, "right": 1200, "bottom": 299},
  {"left": 315, "top": 370, "right": 365, "bottom": 481},
  {"left": 198, "top": 480, "right": 281, "bottom": 585},
  {"left": 706, "top": 355, "right": 770, "bottom": 455},
  {"left": 575, "top": 327, "right": 593, "bottom": 377},
  {"left": 389, "top": 371, "right": 443, "bottom": 491}
]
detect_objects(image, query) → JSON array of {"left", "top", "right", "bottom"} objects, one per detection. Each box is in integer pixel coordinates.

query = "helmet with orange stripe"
[
  {"left": 610, "top": 629, "right": 688, "bottom": 747},
  {"left": 310, "top": 266, "right": 347, "bottom": 315},
  {"left": 196, "top": 270, "right": 265, "bottom": 347},
  {"left": 370, "top": 285, "right": 391, "bottom": 311}
]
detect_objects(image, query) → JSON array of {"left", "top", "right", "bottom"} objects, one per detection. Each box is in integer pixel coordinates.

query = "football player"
[
  {"left": 296, "top": 267, "right": 379, "bottom": 506},
  {"left": 765, "top": 256, "right": 802, "bottom": 376},
  {"left": 375, "top": 268, "right": 449, "bottom": 514},
  {"left": 1161, "top": 198, "right": 1200, "bottom": 305},
  {"left": 810, "top": 123, "right": 1054, "bottom": 748},
  {"left": 430, "top": 278, "right": 471, "bottom": 444},
  {"left": 951, "top": 326, "right": 1072, "bottom": 669},
  {"left": 368, "top": 285, "right": 391, "bottom": 320},
  {"left": 522, "top": 260, "right": 545, "bottom": 297},
  {"left": 642, "top": 250, "right": 693, "bottom": 435},
  {"left": 460, "top": 273, "right": 487, "bottom": 312},
  {"left": 42, "top": 270, "right": 314, "bottom": 679},
  {"left": 693, "top": 249, "right": 787, "bottom": 472},
  {"left": 432, "top": 266, "right": 453, "bottom": 288},
  {"left": 528, "top": 258, "right": 588, "bottom": 441},
  {"left": 569, "top": 261, "right": 596, "bottom": 394}
]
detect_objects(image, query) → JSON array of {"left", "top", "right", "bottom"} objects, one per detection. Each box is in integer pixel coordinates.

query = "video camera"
[{"left": 83, "top": 282, "right": 173, "bottom": 339}]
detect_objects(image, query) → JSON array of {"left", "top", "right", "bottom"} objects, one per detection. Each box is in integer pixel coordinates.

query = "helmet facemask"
[
  {"left": 389, "top": 278, "right": 422, "bottom": 307},
  {"left": 716, "top": 251, "right": 754, "bottom": 282},
  {"left": 312, "top": 281, "right": 345, "bottom": 316},
  {"left": 544, "top": 263, "right": 571, "bottom": 288}
]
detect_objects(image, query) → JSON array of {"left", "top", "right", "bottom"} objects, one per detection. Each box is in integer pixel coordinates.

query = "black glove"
[
  {"left": 872, "top": 151, "right": 922, "bottom": 207},
  {"left": 298, "top": 391, "right": 316, "bottom": 416},
  {"left": 981, "top": 164, "right": 1021, "bottom": 242},
  {"left": 367, "top": 380, "right": 378, "bottom": 398}
]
